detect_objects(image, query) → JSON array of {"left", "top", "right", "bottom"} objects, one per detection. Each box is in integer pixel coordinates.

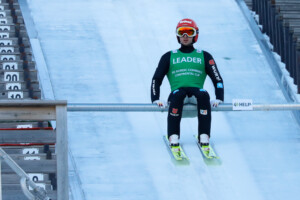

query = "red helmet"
[{"left": 176, "top": 18, "right": 199, "bottom": 43}]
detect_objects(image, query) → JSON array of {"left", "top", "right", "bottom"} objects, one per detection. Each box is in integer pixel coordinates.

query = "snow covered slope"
[{"left": 25, "top": 0, "right": 300, "bottom": 199}]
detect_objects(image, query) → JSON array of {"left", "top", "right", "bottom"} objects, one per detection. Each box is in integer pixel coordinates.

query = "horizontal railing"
[
  {"left": 68, "top": 102, "right": 300, "bottom": 125},
  {"left": 67, "top": 103, "right": 300, "bottom": 112}
]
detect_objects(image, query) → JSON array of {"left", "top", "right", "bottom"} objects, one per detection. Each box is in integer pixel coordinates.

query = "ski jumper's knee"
[{"left": 196, "top": 89, "right": 210, "bottom": 107}]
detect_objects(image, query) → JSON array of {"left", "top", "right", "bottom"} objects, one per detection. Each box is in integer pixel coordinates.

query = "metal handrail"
[
  {"left": 0, "top": 148, "right": 51, "bottom": 200},
  {"left": 20, "top": 177, "right": 35, "bottom": 200},
  {"left": 67, "top": 103, "right": 300, "bottom": 112}
]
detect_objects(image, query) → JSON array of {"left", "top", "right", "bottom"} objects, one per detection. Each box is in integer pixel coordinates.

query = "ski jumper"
[{"left": 151, "top": 45, "right": 224, "bottom": 139}]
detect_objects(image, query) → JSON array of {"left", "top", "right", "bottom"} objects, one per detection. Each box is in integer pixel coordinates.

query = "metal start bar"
[{"left": 67, "top": 103, "right": 300, "bottom": 112}]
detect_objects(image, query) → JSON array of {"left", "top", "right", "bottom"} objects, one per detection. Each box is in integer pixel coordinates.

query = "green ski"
[
  {"left": 163, "top": 135, "right": 189, "bottom": 163},
  {"left": 194, "top": 135, "right": 221, "bottom": 165}
]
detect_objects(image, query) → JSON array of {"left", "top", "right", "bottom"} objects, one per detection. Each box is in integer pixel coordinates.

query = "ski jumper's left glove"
[{"left": 210, "top": 99, "right": 223, "bottom": 107}]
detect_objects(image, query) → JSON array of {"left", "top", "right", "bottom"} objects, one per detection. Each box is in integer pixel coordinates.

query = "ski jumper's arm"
[
  {"left": 151, "top": 51, "right": 171, "bottom": 102},
  {"left": 204, "top": 51, "right": 224, "bottom": 101}
]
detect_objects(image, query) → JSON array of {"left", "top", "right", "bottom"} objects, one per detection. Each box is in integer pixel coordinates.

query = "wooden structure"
[
  {"left": 0, "top": 100, "right": 68, "bottom": 200},
  {"left": 0, "top": 0, "right": 41, "bottom": 100}
]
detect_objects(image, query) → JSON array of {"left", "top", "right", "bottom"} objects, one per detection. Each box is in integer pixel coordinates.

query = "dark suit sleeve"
[
  {"left": 151, "top": 52, "right": 171, "bottom": 102},
  {"left": 204, "top": 51, "right": 224, "bottom": 101}
]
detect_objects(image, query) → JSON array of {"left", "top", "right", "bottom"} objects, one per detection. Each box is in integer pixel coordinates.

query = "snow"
[{"left": 23, "top": 0, "right": 300, "bottom": 199}]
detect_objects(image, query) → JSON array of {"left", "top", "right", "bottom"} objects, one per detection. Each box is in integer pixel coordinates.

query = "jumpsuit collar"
[{"left": 179, "top": 45, "right": 195, "bottom": 53}]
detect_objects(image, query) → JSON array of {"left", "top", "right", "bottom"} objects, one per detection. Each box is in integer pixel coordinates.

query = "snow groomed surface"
[{"left": 24, "top": 0, "right": 300, "bottom": 199}]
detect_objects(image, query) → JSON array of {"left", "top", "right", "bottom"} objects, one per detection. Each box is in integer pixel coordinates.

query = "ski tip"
[
  {"left": 174, "top": 159, "right": 190, "bottom": 166},
  {"left": 203, "top": 158, "right": 222, "bottom": 166}
]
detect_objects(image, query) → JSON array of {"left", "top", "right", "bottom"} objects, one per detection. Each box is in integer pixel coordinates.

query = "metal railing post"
[
  {"left": 0, "top": 158, "right": 2, "bottom": 200},
  {"left": 56, "top": 105, "right": 69, "bottom": 200}
]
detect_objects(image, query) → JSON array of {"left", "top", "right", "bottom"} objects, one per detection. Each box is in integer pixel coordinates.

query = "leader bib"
[{"left": 167, "top": 49, "right": 206, "bottom": 91}]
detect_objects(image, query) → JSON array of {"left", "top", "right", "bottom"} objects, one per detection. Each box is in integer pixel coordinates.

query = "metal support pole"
[
  {"left": 67, "top": 103, "right": 300, "bottom": 112},
  {"left": 56, "top": 105, "right": 69, "bottom": 200}
]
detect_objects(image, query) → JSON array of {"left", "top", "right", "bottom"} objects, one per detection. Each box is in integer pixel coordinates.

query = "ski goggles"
[{"left": 176, "top": 27, "right": 197, "bottom": 37}]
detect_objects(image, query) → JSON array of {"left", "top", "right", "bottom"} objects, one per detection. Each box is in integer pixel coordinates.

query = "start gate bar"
[{"left": 67, "top": 103, "right": 300, "bottom": 112}]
